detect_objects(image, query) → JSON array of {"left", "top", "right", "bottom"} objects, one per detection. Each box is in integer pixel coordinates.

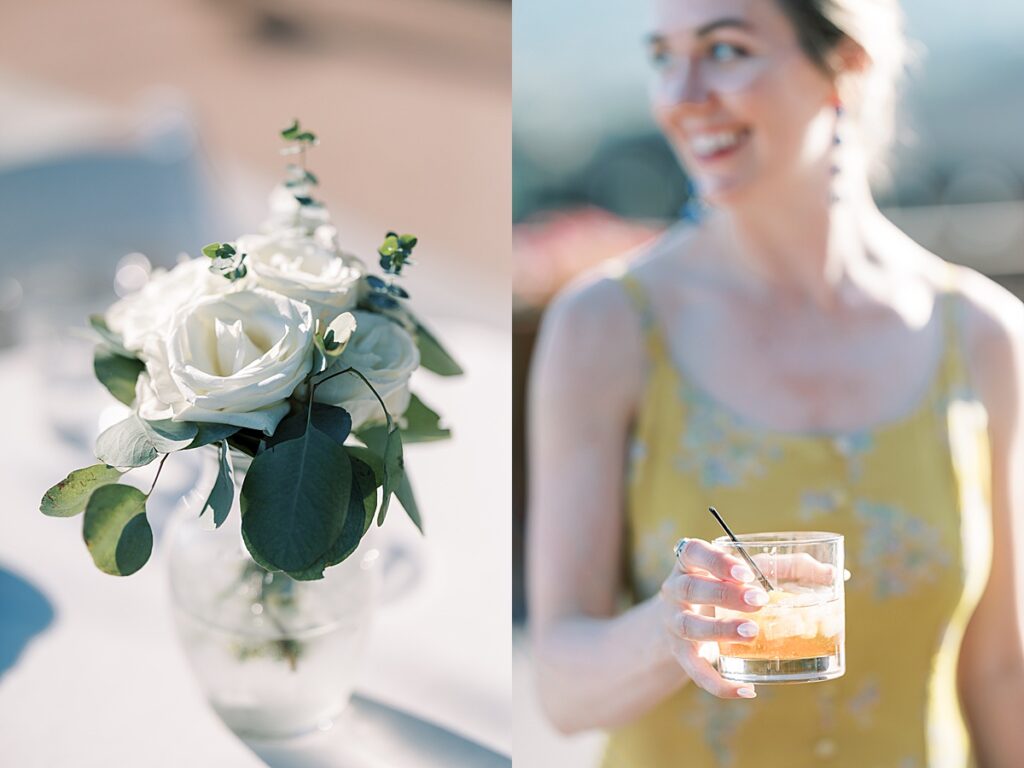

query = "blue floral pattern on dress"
[
  {"left": 681, "top": 690, "right": 757, "bottom": 767},
  {"left": 676, "top": 384, "right": 784, "bottom": 488},
  {"left": 852, "top": 500, "right": 951, "bottom": 599}
]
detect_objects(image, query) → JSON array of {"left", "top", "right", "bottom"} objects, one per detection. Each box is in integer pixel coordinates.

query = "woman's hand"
[{"left": 660, "top": 538, "right": 768, "bottom": 699}]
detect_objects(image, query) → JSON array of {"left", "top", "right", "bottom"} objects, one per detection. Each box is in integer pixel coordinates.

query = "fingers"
[
  {"left": 676, "top": 538, "right": 756, "bottom": 583},
  {"left": 668, "top": 609, "right": 759, "bottom": 642},
  {"left": 669, "top": 638, "right": 757, "bottom": 699},
  {"left": 662, "top": 570, "right": 769, "bottom": 611}
]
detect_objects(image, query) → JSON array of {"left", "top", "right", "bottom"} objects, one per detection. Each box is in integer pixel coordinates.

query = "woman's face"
[{"left": 649, "top": 0, "right": 839, "bottom": 205}]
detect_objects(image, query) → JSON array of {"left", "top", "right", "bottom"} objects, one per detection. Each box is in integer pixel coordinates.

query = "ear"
[{"left": 828, "top": 37, "right": 870, "bottom": 104}]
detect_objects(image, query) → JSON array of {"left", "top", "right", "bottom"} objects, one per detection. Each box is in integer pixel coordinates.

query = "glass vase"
[{"left": 167, "top": 450, "right": 379, "bottom": 739}]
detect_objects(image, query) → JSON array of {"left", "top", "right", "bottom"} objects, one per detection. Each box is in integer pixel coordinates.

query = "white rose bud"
[
  {"left": 136, "top": 289, "right": 314, "bottom": 435},
  {"left": 314, "top": 310, "right": 419, "bottom": 430},
  {"left": 239, "top": 230, "right": 364, "bottom": 325},
  {"left": 105, "top": 256, "right": 234, "bottom": 353},
  {"left": 322, "top": 312, "right": 357, "bottom": 358}
]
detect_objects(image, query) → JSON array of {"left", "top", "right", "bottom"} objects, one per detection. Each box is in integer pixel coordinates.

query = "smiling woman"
[{"left": 526, "top": 0, "right": 1024, "bottom": 766}]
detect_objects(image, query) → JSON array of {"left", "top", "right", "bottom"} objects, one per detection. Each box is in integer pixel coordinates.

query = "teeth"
[{"left": 691, "top": 130, "right": 744, "bottom": 158}]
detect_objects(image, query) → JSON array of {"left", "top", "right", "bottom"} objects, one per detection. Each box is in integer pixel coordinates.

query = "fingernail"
[
  {"left": 737, "top": 687, "right": 757, "bottom": 698},
  {"left": 744, "top": 589, "right": 769, "bottom": 606},
  {"left": 737, "top": 621, "right": 759, "bottom": 638},
  {"left": 730, "top": 565, "right": 754, "bottom": 583},
  {"left": 844, "top": 569, "right": 852, "bottom": 582}
]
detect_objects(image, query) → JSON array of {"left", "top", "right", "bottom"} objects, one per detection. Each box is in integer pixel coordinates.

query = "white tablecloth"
[{"left": 0, "top": 318, "right": 510, "bottom": 767}]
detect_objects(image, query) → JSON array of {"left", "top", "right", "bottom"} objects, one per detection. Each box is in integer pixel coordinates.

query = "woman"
[{"left": 527, "top": 0, "right": 1024, "bottom": 765}]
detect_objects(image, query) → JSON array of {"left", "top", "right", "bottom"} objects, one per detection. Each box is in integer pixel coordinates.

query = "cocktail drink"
[{"left": 715, "top": 532, "right": 845, "bottom": 684}]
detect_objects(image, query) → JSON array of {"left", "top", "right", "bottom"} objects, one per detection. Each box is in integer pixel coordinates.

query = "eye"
[
  {"left": 707, "top": 41, "right": 747, "bottom": 63},
  {"left": 649, "top": 44, "right": 672, "bottom": 70}
]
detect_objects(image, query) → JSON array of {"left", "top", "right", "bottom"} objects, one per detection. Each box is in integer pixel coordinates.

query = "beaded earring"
[{"left": 830, "top": 96, "right": 844, "bottom": 204}]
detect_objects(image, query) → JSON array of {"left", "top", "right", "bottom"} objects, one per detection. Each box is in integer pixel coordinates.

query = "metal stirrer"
[{"left": 708, "top": 506, "right": 774, "bottom": 592}]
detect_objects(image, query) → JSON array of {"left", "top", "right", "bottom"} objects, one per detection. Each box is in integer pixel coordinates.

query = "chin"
[{"left": 694, "top": 174, "right": 757, "bottom": 209}]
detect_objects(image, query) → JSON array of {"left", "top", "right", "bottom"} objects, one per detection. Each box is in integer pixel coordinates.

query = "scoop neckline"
[{"left": 650, "top": 296, "right": 952, "bottom": 443}]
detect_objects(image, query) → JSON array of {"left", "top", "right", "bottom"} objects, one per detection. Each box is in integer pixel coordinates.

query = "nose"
[{"left": 654, "top": 56, "right": 711, "bottom": 108}]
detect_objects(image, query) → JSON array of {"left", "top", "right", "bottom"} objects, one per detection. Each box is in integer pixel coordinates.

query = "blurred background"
[
  {"left": 0, "top": 1, "right": 511, "bottom": 766},
  {"left": 512, "top": 0, "right": 1024, "bottom": 763}
]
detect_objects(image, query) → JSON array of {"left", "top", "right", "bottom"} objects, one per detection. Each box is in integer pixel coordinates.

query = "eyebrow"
[{"left": 646, "top": 17, "right": 753, "bottom": 47}]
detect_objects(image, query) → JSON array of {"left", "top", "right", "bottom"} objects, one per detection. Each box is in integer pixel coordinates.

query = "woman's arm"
[
  {"left": 526, "top": 266, "right": 762, "bottom": 733},
  {"left": 527, "top": 272, "right": 687, "bottom": 734},
  {"left": 956, "top": 274, "right": 1024, "bottom": 767}
]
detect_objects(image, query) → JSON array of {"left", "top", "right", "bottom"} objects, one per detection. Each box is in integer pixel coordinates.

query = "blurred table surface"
[{"left": 0, "top": 317, "right": 511, "bottom": 767}]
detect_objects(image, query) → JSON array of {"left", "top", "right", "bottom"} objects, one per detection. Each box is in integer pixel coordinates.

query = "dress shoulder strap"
[
  {"left": 615, "top": 270, "right": 669, "bottom": 362},
  {"left": 937, "top": 263, "right": 972, "bottom": 400}
]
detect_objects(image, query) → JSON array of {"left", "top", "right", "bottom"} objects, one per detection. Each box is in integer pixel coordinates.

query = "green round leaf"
[
  {"left": 40, "top": 464, "right": 123, "bottom": 518},
  {"left": 83, "top": 485, "right": 153, "bottom": 576},
  {"left": 96, "top": 416, "right": 158, "bottom": 468},
  {"left": 240, "top": 426, "right": 352, "bottom": 572}
]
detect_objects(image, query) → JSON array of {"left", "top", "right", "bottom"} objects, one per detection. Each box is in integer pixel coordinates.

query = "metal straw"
[{"left": 708, "top": 506, "right": 774, "bottom": 592}]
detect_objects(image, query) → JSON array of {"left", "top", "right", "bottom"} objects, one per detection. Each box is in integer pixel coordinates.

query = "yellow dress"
[{"left": 602, "top": 272, "right": 993, "bottom": 768}]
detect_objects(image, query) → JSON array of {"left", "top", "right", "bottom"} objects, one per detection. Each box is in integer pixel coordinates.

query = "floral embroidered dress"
[{"left": 601, "top": 272, "right": 993, "bottom": 768}]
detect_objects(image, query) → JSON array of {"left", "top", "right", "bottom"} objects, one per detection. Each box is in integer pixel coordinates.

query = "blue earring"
[
  {"left": 681, "top": 176, "right": 706, "bottom": 223},
  {"left": 830, "top": 100, "right": 843, "bottom": 204}
]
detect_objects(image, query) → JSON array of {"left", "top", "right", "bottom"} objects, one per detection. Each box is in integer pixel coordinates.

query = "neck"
[{"left": 715, "top": 152, "right": 887, "bottom": 310}]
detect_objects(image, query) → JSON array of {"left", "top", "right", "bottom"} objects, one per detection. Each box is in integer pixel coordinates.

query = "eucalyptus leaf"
[
  {"left": 281, "top": 119, "right": 300, "bottom": 139},
  {"left": 395, "top": 471, "right": 423, "bottom": 534},
  {"left": 202, "top": 441, "right": 234, "bottom": 527},
  {"left": 40, "top": 464, "right": 123, "bottom": 518},
  {"left": 142, "top": 419, "right": 199, "bottom": 452},
  {"left": 189, "top": 422, "right": 241, "bottom": 450},
  {"left": 376, "top": 426, "right": 404, "bottom": 526},
  {"left": 96, "top": 415, "right": 158, "bottom": 468},
  {"left": 401, "top": 394, "right": 451, "bottom": 443},
  {"left": 240, "top": 426, "right": 352, "bottom": 572},
  {"left": 83, "top": 485, "right": 153, "bottom": 576},
  {"left": 416, "top": 322, "right": 462, "bottom": 376},
  {"left": 267, "top": 404, "right": 351, "bottom": 449},
  {"left": 287, "top": 454, "right": 377, "bottom": 581},
  {"left": 94, "top": 347, "right": 145, "bottom": 405}
]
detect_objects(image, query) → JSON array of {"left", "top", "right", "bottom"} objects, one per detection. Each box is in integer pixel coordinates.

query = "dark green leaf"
[
  {"left": 294, "top": 195, "right": 315, "bottom": 206},
  {"left": 96, "top": 416, "right": 158, "bottom": 468},
  {"left": 400, "top": 394, "right": 451, "bottom": 443},
  {"left": 378, "top": 426, "right": 404, "bottom": 526},
  {"left": 40, "top": 464, "right": 123, "bottom": 518},
  {"left": 94, "top": 347, "right": 145, "bottom": 405},
  {"left": 296, "top": 131, "right": 317, "bottom": 142},
  {"left": 83, "top": 485, "right": 152, "bottom": 576},
  {"left": 414, "top": 315, "right": 463, "bottom": 376},
  {"left": 189, "top": 422, "right": 241, "bottom": 449},
  {"left": 395, "top": 471, "right": 423, "bottom": 533},
  {"left": 142, "top": 419, "right": 199, "bottom": 452},
  {"left": 202, "top": 441, "right": 234, "bottom": 527},
  {"left": 356, "top": 427, "right": 418, "bottom": 530},
  {"left": 347, "top": 446, "right": 383, "bottom": 486},
  {"left": 398, "top": 234, "right": 418, "bottom": 248},
  {"left": 304, "top": 170, "right": 319, "bottom": 185},
  {"left": 281, "top": 119, "right": 300, "bottom": 139},
  {"left": 267, "top": 404, "right": 352, "bottom": 448},
  {"left": 287, "top": 454, "right": 377, "bottom": 580},
  {"left": 240, "top": 426, "right": 352, "bottom": 572},
  {"left": 366, "top": 275, "right": 387, "bottom": 290}
]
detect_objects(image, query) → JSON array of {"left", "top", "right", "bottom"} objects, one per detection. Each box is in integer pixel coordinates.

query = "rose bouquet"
[{"left": 39, "top": 121, "right": 462, "bottom": 581}]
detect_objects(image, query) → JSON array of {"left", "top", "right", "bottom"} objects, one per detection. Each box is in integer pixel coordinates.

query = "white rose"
[
  {"left": 239, "top": 229, "right": 364, "bottom": 324},
  {"left": 136, "top": 289, "right": 314, "bottom": 435},
  {"left": 106, "top": 256, "right": 232, "bottom": 353},
  {"left": 314, "top": 310, "right": 419, "bottom": 430}
]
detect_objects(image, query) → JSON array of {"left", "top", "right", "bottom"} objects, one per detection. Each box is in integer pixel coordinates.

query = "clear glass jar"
[{"left": 167, "top": 450, "right": 379, "bottom": 739}]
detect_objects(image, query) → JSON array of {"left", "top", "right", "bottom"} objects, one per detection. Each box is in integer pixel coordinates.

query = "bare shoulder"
[
  {"left": 532, "top": 223, "right": 698, "bottom": 410},
  {"left": 943, "top": 262, "right": 1024, "bottom": 416}
]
